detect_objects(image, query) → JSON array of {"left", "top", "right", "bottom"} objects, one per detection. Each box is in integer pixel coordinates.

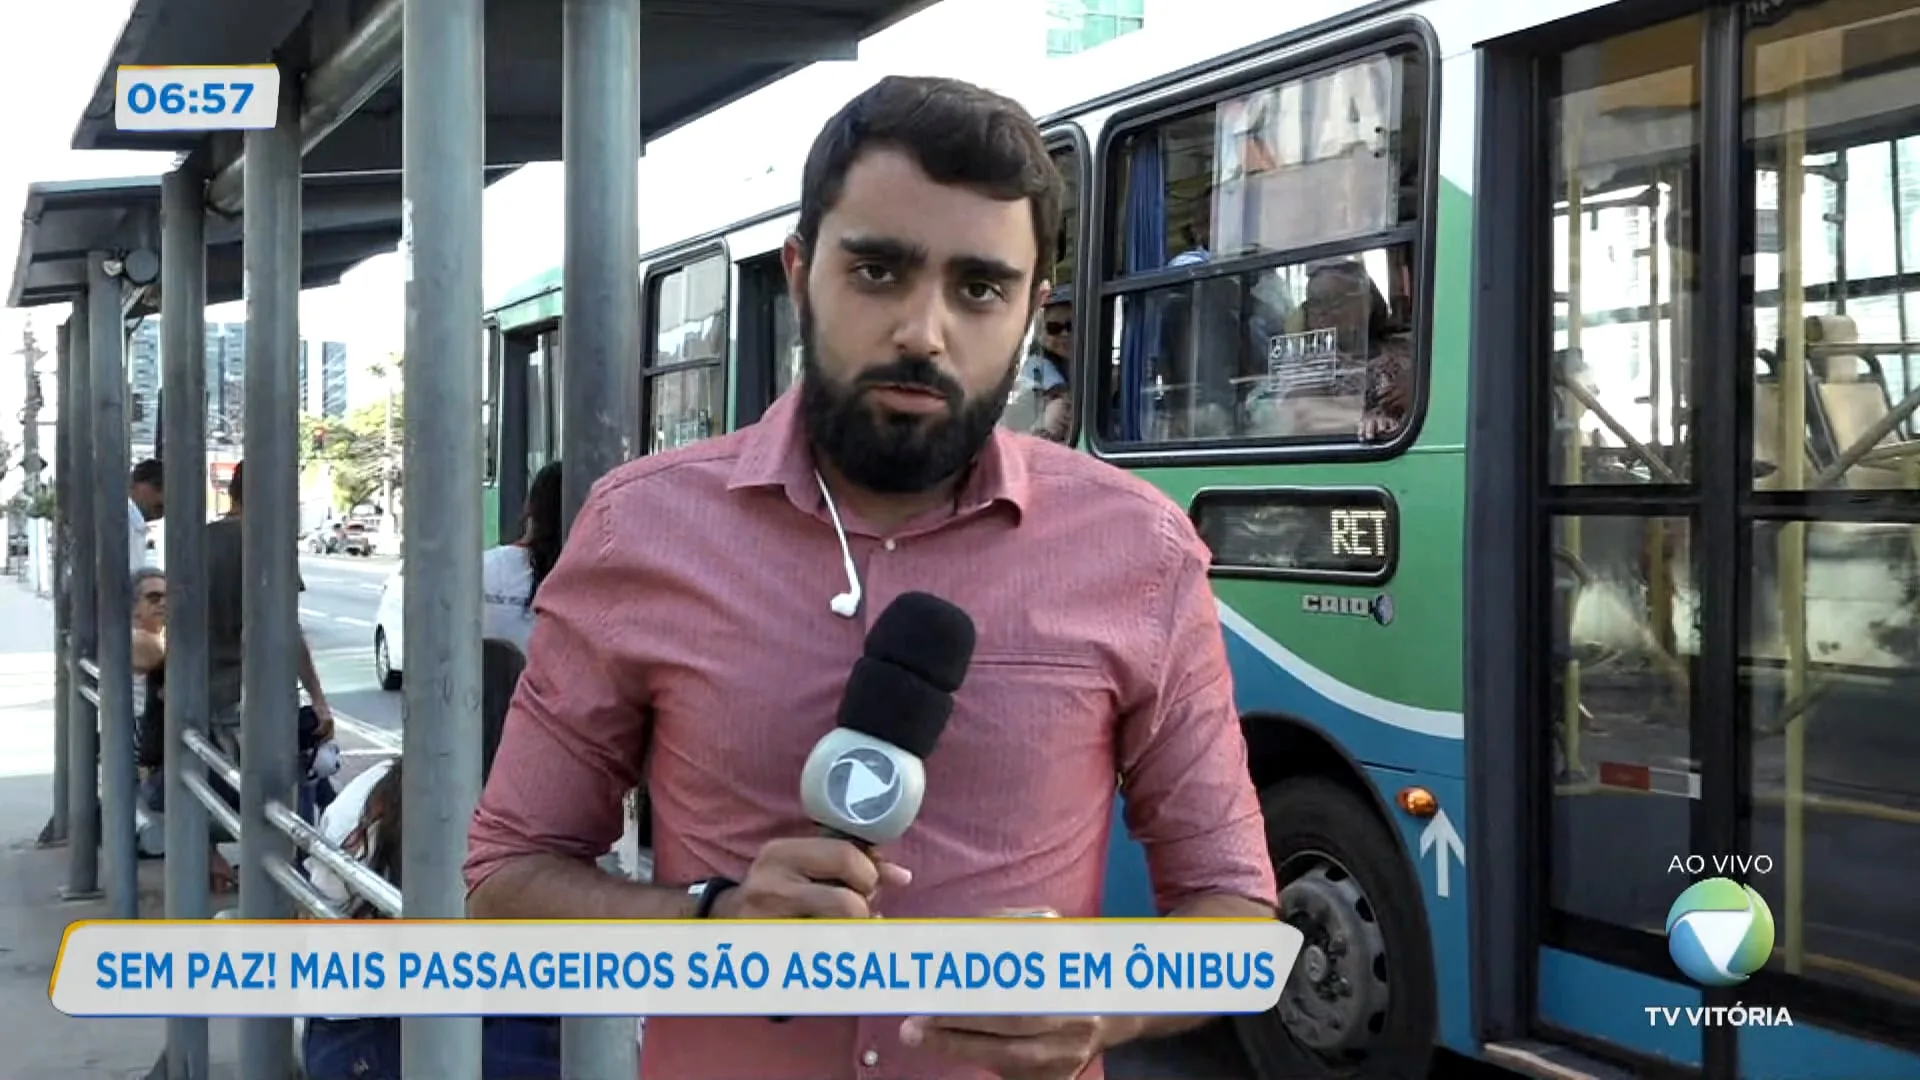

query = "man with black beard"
[
  {"left": 468, "top": 74, "right": 1276, "bottom": 1080},
  {"left": 797, "top": 298, "right": 1021, "bottom": 496}
]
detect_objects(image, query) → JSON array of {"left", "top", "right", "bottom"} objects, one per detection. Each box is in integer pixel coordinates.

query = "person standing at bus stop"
[
  {"left": 128, "top": 457, "right": 164, "bottom": 572},
  {"left": 205, "top": 460, "right": 335, "bottom": 780},
  {"left": 465, "top": 75, "right": 1276, "bottom": 1080},
  {"left": 481, "top": 460, "right": 563, "bottom": 655}
]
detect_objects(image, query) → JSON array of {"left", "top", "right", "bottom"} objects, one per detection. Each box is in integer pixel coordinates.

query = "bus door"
[
  {"left": 485, "top": 319, "right": 558, "bottom": 544},
  {"left": 1473, "top": 1, "right": 1920, "bottom": 1076},
  {"left": 732, "top": 250, "right": 801, "bottom": 428}
]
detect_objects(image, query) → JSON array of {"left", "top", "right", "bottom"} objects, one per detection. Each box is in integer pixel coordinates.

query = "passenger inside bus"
[
  {"left": 1107, "top": 51, "right": 1421, "bottom": 446},
  {"left": 1135, "top": 196, "right": 1295, "bottom": 440},
  {"left": 1020, "top": 287, "right": 1074, "bottom": 441},
  {"left": 1294, "top": 257, "right": 1414, "bottom": 442}
]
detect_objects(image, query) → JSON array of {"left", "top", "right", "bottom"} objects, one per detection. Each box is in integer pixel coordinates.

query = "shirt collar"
[{"left": 728, "top": 388, "right": 1032, "bottom": 525}]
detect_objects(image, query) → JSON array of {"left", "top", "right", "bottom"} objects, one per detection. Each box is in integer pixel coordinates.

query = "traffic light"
[{"left": 312, "top": 425, "right": 328, "bottom": 452}]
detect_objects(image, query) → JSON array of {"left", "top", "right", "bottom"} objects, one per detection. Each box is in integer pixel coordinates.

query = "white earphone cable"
[{"left": 814, "top": 468, "right": 863, "bottom": 617}]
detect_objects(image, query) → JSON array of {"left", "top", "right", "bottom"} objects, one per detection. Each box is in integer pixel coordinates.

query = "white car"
[{"left": 374, "top": 569, "right": 404, "bottom": 691}]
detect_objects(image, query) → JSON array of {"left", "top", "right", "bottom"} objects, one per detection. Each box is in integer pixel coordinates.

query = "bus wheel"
[{"left": 1235, "top": 777, "right": 1436, "bottom": 1079}]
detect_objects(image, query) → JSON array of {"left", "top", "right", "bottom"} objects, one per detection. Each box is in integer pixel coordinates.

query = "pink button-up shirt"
[{"left": 467, "top": 391, "right": 1276, "bottom": 1079}]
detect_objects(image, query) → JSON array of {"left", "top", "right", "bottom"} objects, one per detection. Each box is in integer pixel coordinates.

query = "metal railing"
[
  {"left": 77, "top": 656, "right": 100, "bottom": 706},
  {"left": 178, "top": 729, "right": 402, "bottom": 920},
  {"left": 72, "top": 654, "right": 402, "bottom": 920}
]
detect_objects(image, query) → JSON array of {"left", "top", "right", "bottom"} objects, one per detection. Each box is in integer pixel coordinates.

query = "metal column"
[
  {"left": 46, "top": 322, "right": 73, "bottom": 848},
  {"left": 64, "top": 308, "right": 101, "bottom": 900},
  {"left": 558, "top": 0, "right": 641, "bottom": 526},
  {"left": 237, "top": 71, "right": 302, "bottom": 1080},
  {"left": 161, "top": 161, "right": 211, "bottom": 1080},
  {"left": 401, "top": 0, "right": 486, "bottom": 1072},
  {"left": 89, "top": 258, "right": 140, "bottom": 921},
  {"left": 561, "top": 0, "right": 643, "bottom": 1073}
]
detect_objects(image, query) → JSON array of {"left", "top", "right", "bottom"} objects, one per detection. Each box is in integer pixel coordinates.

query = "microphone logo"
[{"left": 826, "top": 747, "right": 903, "bottom": 826}]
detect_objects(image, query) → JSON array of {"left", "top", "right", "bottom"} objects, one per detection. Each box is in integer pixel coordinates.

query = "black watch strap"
[{"left": 688, "top": 876, "right": 738, "bottom": 919}]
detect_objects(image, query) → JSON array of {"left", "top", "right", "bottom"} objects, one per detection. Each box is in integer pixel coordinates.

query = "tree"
[{"left": 301, "top": 394, "right": 404, "bottom": 511}]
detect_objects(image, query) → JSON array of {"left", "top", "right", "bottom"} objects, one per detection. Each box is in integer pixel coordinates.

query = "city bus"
[{"left": 478, "top": 0, "right": 1920, "bottom": 1075}]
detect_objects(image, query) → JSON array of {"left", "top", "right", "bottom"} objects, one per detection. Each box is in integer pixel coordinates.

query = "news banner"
[{"left": 54, "top": 919, "right": 1304, "bottom": 1018}]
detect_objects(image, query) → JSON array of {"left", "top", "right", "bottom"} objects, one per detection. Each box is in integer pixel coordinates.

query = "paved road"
[{"left": 298, "top": 552, "right": 402, "bottom": 752}]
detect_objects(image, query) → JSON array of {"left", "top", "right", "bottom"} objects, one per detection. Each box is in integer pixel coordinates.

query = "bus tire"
[{"left": 1235, "top": 777, "right": 1436, "bottom": 1080}]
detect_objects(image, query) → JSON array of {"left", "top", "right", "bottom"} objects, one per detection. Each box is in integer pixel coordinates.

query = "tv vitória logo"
[{"left": 1666, "top": 877, "right": 1776, "bottom": 987}]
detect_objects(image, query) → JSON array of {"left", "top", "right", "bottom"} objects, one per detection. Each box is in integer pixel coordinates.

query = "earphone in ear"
[{"left": 814, "top": 469, "right": 864, "bottom": 619}]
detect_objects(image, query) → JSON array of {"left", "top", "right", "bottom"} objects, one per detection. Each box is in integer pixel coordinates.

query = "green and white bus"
[{"left": 481, "top": 0, "right": 1920, "bottom": 1074}]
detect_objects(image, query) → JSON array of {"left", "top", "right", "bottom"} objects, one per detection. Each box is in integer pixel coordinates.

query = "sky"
[
  {"left": 0, "top": 0, "right": 578, "bottom": 373},
  {"left": 0, "top": 0, "right": 1218, "bottom": 494}
]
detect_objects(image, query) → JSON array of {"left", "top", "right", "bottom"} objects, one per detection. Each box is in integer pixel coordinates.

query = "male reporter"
[{"left": 466, "top": 74, "right": 1276, "bottom": 1080}]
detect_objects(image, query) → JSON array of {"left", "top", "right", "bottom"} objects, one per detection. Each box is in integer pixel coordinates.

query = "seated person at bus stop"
[
  {"left": 302, "top": 665, "right": 562, "bottom": 1079},
  {"left": 129, "top": 567, "right": 239, "bottom": 893},
  {"left": 465, "top": 74, "right": 1274, "bottom": 1080}
]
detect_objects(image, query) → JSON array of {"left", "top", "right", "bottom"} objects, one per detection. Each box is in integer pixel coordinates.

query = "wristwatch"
[{"left": 686, "top": 877, "right": 737, "bottom": 919}]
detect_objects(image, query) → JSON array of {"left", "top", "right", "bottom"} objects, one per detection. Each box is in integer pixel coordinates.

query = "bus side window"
[
  {"left": 1097, "top": 47, "right": 1427, "bottom": 450},
  {"left": 643, "top": 253, "right": 729, "bottom": 452}
]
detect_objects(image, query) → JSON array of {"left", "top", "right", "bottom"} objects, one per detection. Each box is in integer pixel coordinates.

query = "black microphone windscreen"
[
  {"left": 836, "top": 655, "right": 952, "bottom": 759},
  {"left": 864, "top": 592, "right": 976, "bottom": 694}
]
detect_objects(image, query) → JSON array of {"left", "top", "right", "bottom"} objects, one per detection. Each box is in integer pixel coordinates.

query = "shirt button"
[
  {"left": 861, "top": 1049, "right": 880, "bottom": 1066},
  {"left": 882, "top": 538, "right": 897, "bottom": 552}
]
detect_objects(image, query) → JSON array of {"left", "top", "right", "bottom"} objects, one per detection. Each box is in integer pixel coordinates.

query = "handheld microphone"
[
  {"left": 772, "top": 593, "right": 973, "bottom": 1021},
  {"left": 799, "top": 591, "right": 976, "bottom": 849}
]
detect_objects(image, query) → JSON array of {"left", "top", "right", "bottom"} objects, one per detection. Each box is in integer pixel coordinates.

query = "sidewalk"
[{"left": 0, "top": 581, "right": 392, "bottom": 1079}]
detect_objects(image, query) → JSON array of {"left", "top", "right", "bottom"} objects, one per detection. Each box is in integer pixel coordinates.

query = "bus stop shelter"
[
  {"left": 22, "top": 0, "right": 939, "bottom": 1076},
  {"left": 8, "top": 171, "right": 458, "bottom": 308}
]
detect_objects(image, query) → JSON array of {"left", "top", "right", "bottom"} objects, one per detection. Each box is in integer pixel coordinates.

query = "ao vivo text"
[{"left": 1667, "top": 854, "right": 1774, "bottom": 875}]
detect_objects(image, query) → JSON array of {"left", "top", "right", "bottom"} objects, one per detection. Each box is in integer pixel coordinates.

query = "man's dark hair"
[
  {"left": 131, "top": 458, "right": 163, "bottom": 488},
  {"left": 796, "top": 76, "right": 1063, "bottom": 289}
]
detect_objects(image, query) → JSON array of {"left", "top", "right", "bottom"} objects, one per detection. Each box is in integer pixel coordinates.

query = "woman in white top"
[{"left": 480, "top": 461, "right": 563, "bottom": 654}]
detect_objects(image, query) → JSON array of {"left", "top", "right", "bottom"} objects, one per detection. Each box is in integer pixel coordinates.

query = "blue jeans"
[{"left": 303, "top": 1016, "right": 563, "bottom": 1080}]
